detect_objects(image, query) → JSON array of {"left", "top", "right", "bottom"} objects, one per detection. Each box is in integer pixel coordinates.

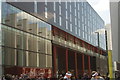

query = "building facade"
[
  {"left": 110, "top": 0, "right": 120, "bottom": 77},
  {"left": 110, "top": 1, "right": 119, "bottom": 62},
  {"left": 0, "top": 1, "right": 107, "bottom": 78}
]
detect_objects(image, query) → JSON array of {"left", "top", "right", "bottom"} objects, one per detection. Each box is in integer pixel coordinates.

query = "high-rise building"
[
  {"left": 0, "top": 1, "right": 107, "bottom": 78},
  {"left": 110, "top": 0, "right": 120, "bottom": 76},
  {"left": 110, "top": 1, "right": 119, "bottom": 62}
]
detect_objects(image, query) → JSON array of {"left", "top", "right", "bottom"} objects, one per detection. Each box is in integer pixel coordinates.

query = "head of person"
[
  {"left": 66, "top": 71, "right": 72, "bottom": 78},
  {"left": 92, "top": 71, "right": 99, "bottom": 79},
  {"left": 83, "top": 73, "right": 88, "bottom": 77}
]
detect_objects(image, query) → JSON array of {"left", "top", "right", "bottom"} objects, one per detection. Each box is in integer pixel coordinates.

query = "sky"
[{"left": 87, "top": 0, "right": 110, "bottom": 25}]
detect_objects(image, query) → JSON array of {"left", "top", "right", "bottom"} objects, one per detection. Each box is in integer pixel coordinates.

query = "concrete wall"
[
  {"left": 118, "top": 2, "right": 120, "bottom": 62},
  {"left": 110, "top": 2, "right": 118, "bottom": 62},
  {"left": 0, "top": 2, "right": 3, "bottom": 77},
  {"left": 105, "top": 24, "right": 112, "bottom": 50}
]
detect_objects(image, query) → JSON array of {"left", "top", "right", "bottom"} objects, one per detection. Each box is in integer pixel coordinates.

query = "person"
[
  {"left": 116, "top": 72, "right": 120, "bottom": 80},
  {"left": 97, "top": 73, "right": 105, "bottom": 80},
  {"left": 105, "top": 73, "right": 109, "bottom": 80},
  {"left": 64, "top": 71, "right": 72, "bottom": 80},
  {"left": 1, "top": 75, "right": 6, "bottom": 80},
  {"left": 91, "top": 71, "right": 104, "bottom": 80},
  {"left": 58, "top": 74, "right": 64, "bottom": 80},
  {"left": 81, "top": 73, "right": 89, "bottom": 80}
]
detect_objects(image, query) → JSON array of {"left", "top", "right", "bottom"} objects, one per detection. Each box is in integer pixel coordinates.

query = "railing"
[{"left": 52, "top": 36, "right": 104, "bottom": 58}]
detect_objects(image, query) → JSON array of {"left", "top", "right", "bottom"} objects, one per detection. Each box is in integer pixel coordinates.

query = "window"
[
  {"left": 59, "top": 6, "right": 61, "bottom": 15},
  {"left": 78, "top": 12, "right": 80, "bottom": 19},
  {"left": 1, "top": 3, "right": 53, "bottom": 68},
  {"left": 79, "top": 21, "right": 80, "bottom": 27},
  {"left": 83, "top": 31, "right": 85, "bottom": 38},
  {"left": 66, "top": 11, "right": 68, "bottom": 19},
  {"left": 79, "top": 29, "right": 80, "bottom": 36},
  {"left": 59, "top": 17, "right": 62, "bottom": 26},
  {"left": 53, "top": 1, "right": 56, "bottom": 11},
  {"left": 82, "top": 7, "right": 83, "bottom": 14},
  {"left": 90, "top": 9, "right": 91, "bottom": 15},
  {"left": 70, "top": 24, "right": 72, "bottom": 32},
  {"left": 85, "top": 25, "right": 87, "bottom": 32},
  {"left": 85, "top": 33, "right": 87, "bottom": 40},
  {"left": 82, "top": 24, "right": 84, "bottom": 30},
  {"left": 66, "top": 1, "right": 67, "bottom": 9},
  {"left": 75, "top": 2, "right": 76, "bottom": 8},
  {"left": 75, "top": 9, "right": 76, "bottom": 16},
  {"left": 85, "top": 10, "right": 86, "bottom": 17},
  {"left": 54, "top": 13, "right": 56, "bottom": 23},
  {"left": 45, "top": 0, "right": 47, "bottom": 5},
  {"left": 81, "top": 2, "right": 83, "bottom": 6},
  {"left": 85, "top": 18, "right": 86, "bottom": 24},
  {"left": 82, "top": 16, "right": 84, "bottom": 22},
  {"left": 89, "top": 35, "right": 90, "bottom": 41},
  {"left": 88, "top": 20, "right": 89, "bottom": 26},
  {"left": 78, "top": 3, "right": 80, "bottom": 10},
  {"left": 75, "top": 18, "right": 77, "bottom": 25},
  {"left": 34, "top": 0, "right": 37, "bottom": 13},
  {"left": 88, "top": 14, "right": 90, "bottom": 20},
  {"left": 75, "top": 27, "right": 77, "bottom": 34},
  {"left": 84, "top": 2, "right": 86, "bottom": 10},
  {"left": 45, "top": 7, "right": 47, "bottom": 18},
  {"left": 70, "top": 4, "right": 71, "bottom": 12},
  {"left": 70, "top": 14, "right": 72, "bottom": 22},
  {"left": 59, "top": 0, "right": 61, "bottom": 4},
  {"left": 66, "top": 21, "right": 68, "bottom": 29}
]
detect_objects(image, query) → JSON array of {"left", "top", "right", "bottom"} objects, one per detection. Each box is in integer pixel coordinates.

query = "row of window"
[
  {"left": 2, "top": 2, "right": 105, "bottom": 49},
  {"left": 1, "top": 25, "right": 52, "bottom": 54},
  {"left": 1, "top": 2, "right": 53, "bottom": 67},
  {"left": 2, "top": 46, "right": 52, "bottom": 67},
  {"left": 51, "top": 2, "right": 103, "bottom": 24},
  {"left": 44, "top": 2, "right": 103, "bottom": 27},
  {"left": 50, "top": 2, "right": 104, "bottom": 46},
  {"left": 45, "top": 1, "right": 105, "bottom": 49},
  {"left": 2, "top": 2, "right": 51, "bottom": 40}
]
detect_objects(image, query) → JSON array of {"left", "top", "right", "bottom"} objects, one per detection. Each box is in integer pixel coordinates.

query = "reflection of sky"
[
  {"left": 17, "top": 12, "right": 51, "bottom": 30},
  {"left": 87, "top": 0, "right": 110, "bottom": 24}
]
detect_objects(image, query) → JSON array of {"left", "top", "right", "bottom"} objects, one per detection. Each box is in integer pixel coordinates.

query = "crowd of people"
[
  {"left": 58, "top": 71, "right": 109, "bottom": 80},
  {"left": 0, "top": 74, "right": 51, "bottom": 80},
  {"left": 0, "top": 70, "right": 118, "bottom": 80}
]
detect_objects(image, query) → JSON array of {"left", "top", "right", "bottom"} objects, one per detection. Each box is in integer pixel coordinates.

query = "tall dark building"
[{"left": 0, "top": 1, "right": 107, "bottom": 78}]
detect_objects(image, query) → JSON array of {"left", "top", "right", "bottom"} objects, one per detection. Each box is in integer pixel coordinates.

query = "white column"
[
  {"left": 26, "top": 35, "right": 29, "bottom": 66},
  {"left": 36, "top": 24, "right": 39, "bottom": 67}
]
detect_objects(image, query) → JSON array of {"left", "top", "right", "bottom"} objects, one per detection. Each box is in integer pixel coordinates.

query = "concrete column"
[
  {"left": 75, "top": 52, "right": 78, "bottom": 78},
  {"left": 65, "top": 48, "right": 68, "bottom": 72},
  {"left": 88, "top": 55, "right": 91, "bottom": 75},
  {"left": 82, "top": 54, "right": 84, "bottom": 75},
  {"left": 26, "top": 34, "right": 29, "bottom": 66},
  {"left": 53, "top": 45, "right": 57, "bottom": 77}
]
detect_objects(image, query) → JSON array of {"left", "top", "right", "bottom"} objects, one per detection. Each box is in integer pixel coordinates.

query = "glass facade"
[
  {"left": 1, "top": 2, "right": 52, "bottom": 69},
  {"left": 49, "top": 2, "right": 105, "bottom": 49},
  {"left": 0, "top": 1, "right": 107, "bottom": 77},
  {"left": 10, "top": 2, "right": 105, "bottom": 50}
]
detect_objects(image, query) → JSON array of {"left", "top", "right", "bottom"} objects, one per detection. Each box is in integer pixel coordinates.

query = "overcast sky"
[{"left": 87, "top": 0, "right": 110, "bottom": 25}]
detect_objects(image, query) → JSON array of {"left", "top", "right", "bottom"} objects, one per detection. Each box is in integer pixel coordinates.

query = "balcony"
[{"left": 52, "top": 36, "right": 99, "bottom": 56}]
